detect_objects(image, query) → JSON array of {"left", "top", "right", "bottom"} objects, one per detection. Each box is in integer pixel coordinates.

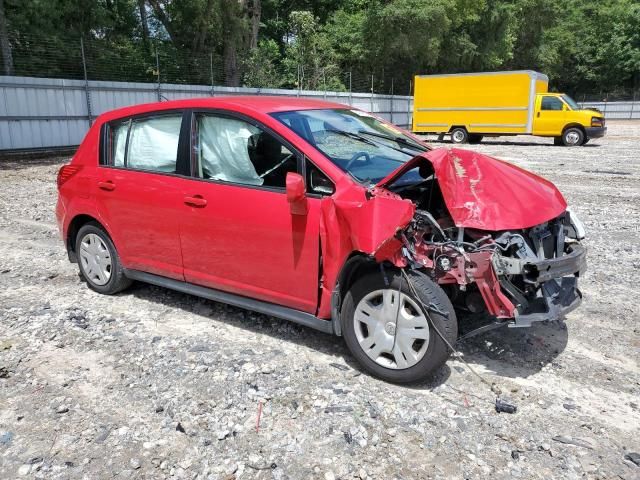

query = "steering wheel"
[{"left": 344, "top": 151, "right": 371, "bottom": 171}]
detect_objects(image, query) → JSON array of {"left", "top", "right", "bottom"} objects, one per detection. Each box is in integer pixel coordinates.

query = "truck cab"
[{"left": 533, "top": 93, "right": 606, "bottom": 146}]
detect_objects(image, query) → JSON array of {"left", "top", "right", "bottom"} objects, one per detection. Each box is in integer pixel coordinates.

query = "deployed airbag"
[
  {"left": 197, "top": 116, "right": 263, "bottom": 185},
  {"left": 128, "top": 115, "right": 182, "bottom": 172}
]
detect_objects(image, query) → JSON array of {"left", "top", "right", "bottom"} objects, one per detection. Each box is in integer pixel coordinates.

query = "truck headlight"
[
  {"left": 591, "top": 117, "right": 603, "bottom": 127},
  {"left": 566, "top": 207, "right": 586, "bottom": 240}
]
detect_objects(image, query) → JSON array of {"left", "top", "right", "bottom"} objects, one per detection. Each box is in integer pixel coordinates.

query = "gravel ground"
[{"left": 1, "top": 121, "right": 639, "bottom": 479}]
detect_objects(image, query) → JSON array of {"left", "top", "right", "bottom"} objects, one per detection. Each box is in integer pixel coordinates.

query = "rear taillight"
[{"left": 57, "top": 164, "right": 82, "bottom": 188}]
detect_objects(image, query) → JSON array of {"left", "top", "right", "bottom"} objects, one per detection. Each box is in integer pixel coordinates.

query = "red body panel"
[
  {"left": 93, "top": 168, "right": 186, "bottom": 280},
  {"left": 179, "top": 180, "right": 322, "bottom": 313},
  {"left": 377, "top": 148, "right": 567, "bottom": 231}
]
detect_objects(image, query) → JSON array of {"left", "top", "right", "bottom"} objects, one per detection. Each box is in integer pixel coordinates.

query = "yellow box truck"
[{"left": 412, "top": 71, "right": 606, "bottom": 146}]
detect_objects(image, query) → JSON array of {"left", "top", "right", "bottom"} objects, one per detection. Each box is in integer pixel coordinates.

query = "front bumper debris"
[
  {"left": 493, "top": 243, "right": 586, "bottom": 327},
  {"left": 493, "top": 243, "right": 587, "bottom": 283},
  {"left": 512, "top": 277, "right": 582, "bottom": 327}
]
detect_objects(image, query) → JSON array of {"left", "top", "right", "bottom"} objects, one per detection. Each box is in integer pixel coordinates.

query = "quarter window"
[
  {"left": 193, "top": 113, "right": 297, "bottom": 189},
  {"left": 111, "top": 121, "right": 128, "bottom": 167},
  {"left": 306, "top": 161, "right": 334, "bottom": 195},
  {"left": 541, "top": 96, "right": 564, "bottom": 111}
]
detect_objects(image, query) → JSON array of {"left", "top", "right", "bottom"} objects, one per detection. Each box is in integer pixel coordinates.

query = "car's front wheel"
[
  {"left": 341, "top": 270, "right": 457, "bottom": 383},
  {"left": 75, "top": 222, "right": 132, "bottom": 295}
]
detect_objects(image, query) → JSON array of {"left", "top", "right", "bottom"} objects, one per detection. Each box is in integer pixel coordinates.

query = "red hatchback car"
[{"left": 56, "top": 97, "right": 586, "bottom": 383}]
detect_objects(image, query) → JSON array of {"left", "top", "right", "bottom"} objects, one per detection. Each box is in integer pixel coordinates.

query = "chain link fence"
[{"left": 2, "top": 33, "right": 413, "bottom": 96}]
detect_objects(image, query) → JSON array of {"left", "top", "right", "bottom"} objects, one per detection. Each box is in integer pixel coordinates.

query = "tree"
[{"left": 0, "top": 0, "right": 13, "bottom": 75}]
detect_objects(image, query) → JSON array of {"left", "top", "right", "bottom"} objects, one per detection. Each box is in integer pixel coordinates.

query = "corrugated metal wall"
[
  {"left": 0, "top": 76, "right": 414, "bottom": 150},
  {"left": 577, "top": 101, "right": 640, "bottom": 120}
]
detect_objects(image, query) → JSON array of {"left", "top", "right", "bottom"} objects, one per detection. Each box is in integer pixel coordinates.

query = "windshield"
[
  {"left": 271, "top": 108, "right": 429, "bottom": 185},
  {"left": 561, "top": 94, "right": 580, "bottom": 110}
]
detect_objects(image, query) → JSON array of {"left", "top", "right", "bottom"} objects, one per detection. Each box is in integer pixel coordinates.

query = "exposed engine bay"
[{"left": 388, "top": 171, "right": 587, "bottom": 327}]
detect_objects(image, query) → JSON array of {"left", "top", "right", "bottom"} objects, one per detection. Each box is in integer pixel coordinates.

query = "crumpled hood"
[{"left": 376, "top": 147, "right": 567, "bottom": 231}]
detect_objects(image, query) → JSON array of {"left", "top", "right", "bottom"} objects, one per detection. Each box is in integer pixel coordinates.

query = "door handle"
[
  {"left": 537, "top": 112, "right": 541, "bottom": 118},
  {"left": 184, "top": 195, "right": 207, "bottom": 207},
  {"left": 98, "top": 181, "right": 116, "bottom": 191}
]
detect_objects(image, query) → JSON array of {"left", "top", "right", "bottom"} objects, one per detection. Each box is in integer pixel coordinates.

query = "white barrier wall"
[
  {"left": 0, "top": 76, "right": 414, "bottom": 150},
  {"left": 578, "top": 101, "right": 640, "bottom": 120}
]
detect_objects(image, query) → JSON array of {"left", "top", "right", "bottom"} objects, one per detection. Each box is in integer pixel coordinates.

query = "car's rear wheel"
[
  {"left": 562, "top": 127, "right": 585, "bottom": 146},
  {"left": 76, "top": 222, "right": 131, "bottom": 295},
  {"left": 450, "top": 127, "right": 469, "bottom": 144},
  {"left": 341, "top": 270, "right": 457, "bottom": 383}
]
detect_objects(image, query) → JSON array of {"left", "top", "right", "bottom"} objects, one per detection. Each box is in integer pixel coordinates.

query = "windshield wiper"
[
  {"left": 357, "top": 130, "right": 428, "bottom": 152},
  {"left": 326, "top": 128, "right": 378, "bottom": 147},
  {"left": 327, "top": 128, "right": 416, "bottom": 157}
]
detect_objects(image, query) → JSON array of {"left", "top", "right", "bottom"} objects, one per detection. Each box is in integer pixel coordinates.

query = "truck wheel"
[
  {"left": 450, "top": 128, "right": 469, "bottom": 144},
  {"left": 468, "top": 134, "right": 483, "bottom": 144},
  {"left": 341, "top": 269, "right": 457, "bottom": 383},
  {"left": 75, "top": 222, "right": 132, "bottom": 295},
  {"left": 562, "top": 127, "right": 585, "bottom": 146}
]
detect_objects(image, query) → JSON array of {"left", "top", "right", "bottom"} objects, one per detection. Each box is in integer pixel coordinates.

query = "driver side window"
[
  {"left": 541, "top": 96, "right": 564, "bottom": 111},
  {"left": 193, "top": 113, "right": 297, "bottom": 189}
]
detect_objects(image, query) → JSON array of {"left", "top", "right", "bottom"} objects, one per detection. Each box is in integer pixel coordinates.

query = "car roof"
[{"left": 97, "top": 95, "right": 351, "bottom": 123}]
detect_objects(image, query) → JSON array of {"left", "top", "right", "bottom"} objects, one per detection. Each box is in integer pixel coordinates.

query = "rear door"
[
  {"left": 94, "top": 111, "right": 190, "bottom": 280},
  {"left": 178, "top": 111, "right": 323, "bottom": 313},
  {"left": 533, "top": 95, "right": 567, "bottom": 136}
]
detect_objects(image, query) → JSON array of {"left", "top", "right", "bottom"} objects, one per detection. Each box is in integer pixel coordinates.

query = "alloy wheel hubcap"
[
  {"left": 566, "top": 131, "right": 580, "bottom": 145},
  {"left": 452, "top": 131, "right": 465, "bottom": 142},
  {"left": 79, "top": 233, "right": 112, "bottom": 286},
  {"left": 353, "top": 289, "right": 430, "bottom": 369}
]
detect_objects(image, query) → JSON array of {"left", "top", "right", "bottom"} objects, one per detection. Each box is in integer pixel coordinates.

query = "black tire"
[
  {"left": 450, "top": 127, "right": 469, "bottom": 144},
  {"left": 75, "top": 222, "right": 132, "bottom": 295},
  {"left": 582, "top": 138, "right": 590, "bottom": 145},
  {"left": 553, "top": 137, "right": 563, "bottom": 146},
  {"left": 341, "top": 269, "right": 457, "bottom": 383},
  {"left": 468, "top": 134, "right": 483, "bottom": 144},
  {"left": 562, "top": 127, "right": 585, "bottom": 146}
]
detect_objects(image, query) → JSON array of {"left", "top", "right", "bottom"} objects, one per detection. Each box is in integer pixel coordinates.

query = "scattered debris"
[
  {"left": 495, "top": 398, "right": 517, "bottom": 414},
  {"left": 624, "top": 452, "right": 640, "bottom": 467}
]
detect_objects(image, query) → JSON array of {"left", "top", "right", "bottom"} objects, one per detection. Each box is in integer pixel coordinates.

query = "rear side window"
[
  {"left": 541, "top": 97, "right": 564, "bottom": 111},
  {"left": 103, "top": 114, "right": 183, "bottom": 173}
]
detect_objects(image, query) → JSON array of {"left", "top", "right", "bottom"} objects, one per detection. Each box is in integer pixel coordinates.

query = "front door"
[
  {"left": 533, "top": 95, "right": 567, "bottom": 136},
  {"left": 179, "top": 112, "right": 321, "bottom": 313}
]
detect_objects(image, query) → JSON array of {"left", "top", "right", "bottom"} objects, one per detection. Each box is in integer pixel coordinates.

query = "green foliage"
[{"left": 0, "top": 0, "right": 638, "bottom": 95}]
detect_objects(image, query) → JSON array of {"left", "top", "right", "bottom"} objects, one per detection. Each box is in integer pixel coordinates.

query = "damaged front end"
[
  {"left": 400, "top": 211, "right": 586, "bottom": 326},
  {"left": 373, "top": 148, "right": 587, "bottom": 327}
]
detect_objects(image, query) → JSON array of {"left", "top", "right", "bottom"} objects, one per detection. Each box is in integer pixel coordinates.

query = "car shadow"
[
  {"left": 127, "top": 282, "right": 454, "bottom": 388},
  {"left": 126, "top": 282, "right": 566, "bottom": 387},
  {"left": 456, "top": 316, "right": 569, "bottom": 379}
]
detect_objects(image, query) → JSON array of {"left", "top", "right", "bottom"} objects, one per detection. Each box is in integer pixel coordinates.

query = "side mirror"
[{"left": 286, "top": 172, "right": 308, "bottom": 215}]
